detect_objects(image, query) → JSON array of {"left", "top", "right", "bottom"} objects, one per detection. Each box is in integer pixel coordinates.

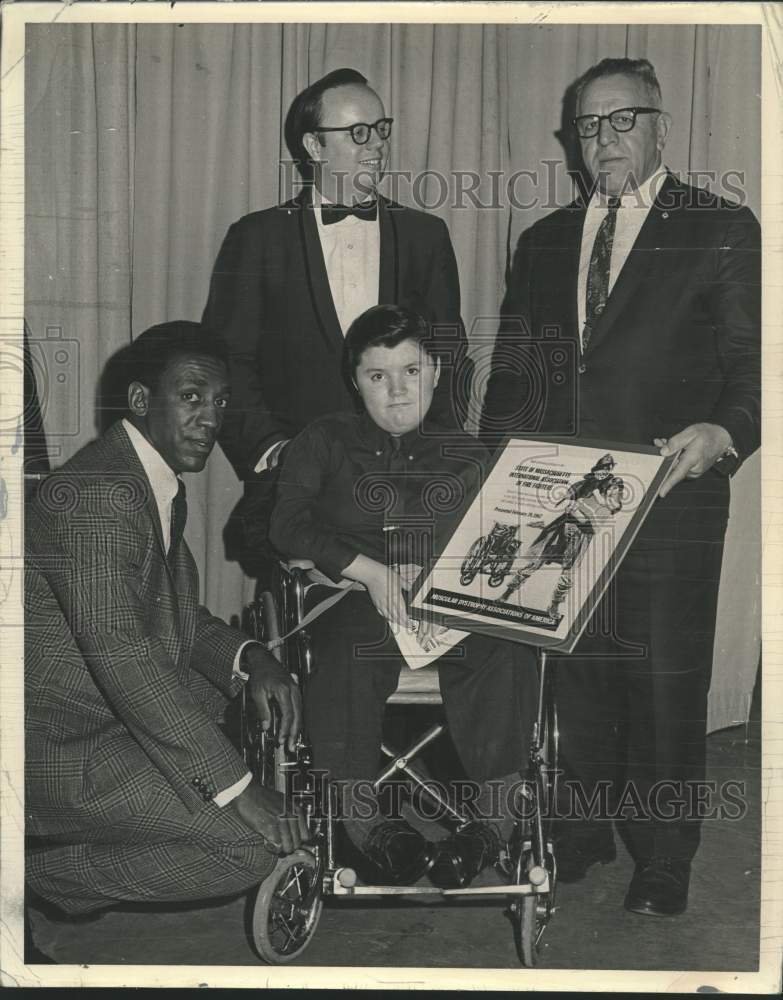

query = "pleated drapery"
[{"left": 24, "top": 22, "right": 761, "bottom": 732}]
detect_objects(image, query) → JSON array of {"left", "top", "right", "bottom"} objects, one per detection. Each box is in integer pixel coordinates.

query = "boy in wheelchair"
[{"left": 269, "top": 304, "right": 536, "bottom": 889}]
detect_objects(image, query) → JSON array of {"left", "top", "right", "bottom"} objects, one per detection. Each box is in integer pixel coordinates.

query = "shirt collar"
[
  {"left": 591, "top": 163, "right": 669, "bottom": 211},
  {"left": 314, "top": 186, "right": 347, "bottom": 232},
  {"left": 313, "top": 185, "right": 378, "bottom": 216},
  {"left": 359, "top": 411, "right": 437, "bottom": 458},
  {"left": 122, "top": 418, "right": 180, "bottom": 508}
]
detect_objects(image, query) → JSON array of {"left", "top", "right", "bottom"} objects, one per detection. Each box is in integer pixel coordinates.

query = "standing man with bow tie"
[
  {"left": 481, "top": 58, "right": 760, "bottom": 917},
  {"left": 202, "top": 68, "right": 468, "bottom": 571},
  {"left": 25, "top": 322, "right": 306, "bottom": 932}
]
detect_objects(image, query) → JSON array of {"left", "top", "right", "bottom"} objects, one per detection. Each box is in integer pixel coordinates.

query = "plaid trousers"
[{"left": 27, "top": 754, "right": 277, "bottom": 916}]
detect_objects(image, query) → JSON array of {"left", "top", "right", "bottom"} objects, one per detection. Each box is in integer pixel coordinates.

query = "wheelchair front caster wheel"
[
  {"left": 252, "top": 850, "right": 323, "bottom": 964},
  {"left": 511, "top": 894, "right": 539, "bottom": 967}
]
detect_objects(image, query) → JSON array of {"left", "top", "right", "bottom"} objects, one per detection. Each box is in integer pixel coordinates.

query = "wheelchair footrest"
[
  {"left": 331, "top": 883, "right": 443, "bottom": 896},
  {"left": 441, "top": 881, "right": 546, "bottom": 897},
  {"left": 329, "top": 879, "right": 546, "bottom": 898}
]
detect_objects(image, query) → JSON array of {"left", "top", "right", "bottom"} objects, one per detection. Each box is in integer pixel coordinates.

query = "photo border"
[{"left": 1, "top": 2, "right": 780, "bottom": 992}]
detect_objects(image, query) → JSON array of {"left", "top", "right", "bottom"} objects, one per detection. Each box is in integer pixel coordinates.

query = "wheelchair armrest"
[
  {"left": 286, "top": 558, "right": 316, "bottom": 571},
  {"left": 281, "top": 559, "right": 346, "bottom": 590}
]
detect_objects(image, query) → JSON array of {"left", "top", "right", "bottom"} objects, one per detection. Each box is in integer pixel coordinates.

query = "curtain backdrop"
[{"left": 24, "top": 21, "right": 761, "bottom": 732}]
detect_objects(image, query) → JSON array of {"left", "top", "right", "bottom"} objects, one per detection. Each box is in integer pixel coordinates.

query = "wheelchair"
[
  {"left": 459, "top": 521, "right": 521, "bottom": 588},
  {"left": 241, "top": 561, "right": 559, "bottom": 967}
]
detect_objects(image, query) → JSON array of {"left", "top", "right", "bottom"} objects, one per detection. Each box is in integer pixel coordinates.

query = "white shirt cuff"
[
  {"left": 233, "top": 640, "right": 256, "bottom": 681},
  {"left": 214, "top": 771, "right": 253, "bottom": 808},
  {"left": 254, "top": 439, "right": 289, "bottom": 473}
]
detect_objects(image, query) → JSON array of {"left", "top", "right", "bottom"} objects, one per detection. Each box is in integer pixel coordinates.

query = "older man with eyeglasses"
[
  {"left": 481, "top": 57, "right": 760, "bottom": 917},
  {"left": 203, "top": 68, "right": 468, "bottom": 576}
]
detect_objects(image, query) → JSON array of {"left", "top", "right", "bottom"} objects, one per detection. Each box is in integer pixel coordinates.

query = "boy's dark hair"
[{"left": 344, "top": 304, "right": 437, "bottom": 379}]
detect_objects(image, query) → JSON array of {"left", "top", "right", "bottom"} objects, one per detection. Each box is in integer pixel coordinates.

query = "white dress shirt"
[
  {"left": 313, "top": 187, "right": 381, "bottom": 336},
  {"left": 577, "top": 164, "right": 669, "bottom": 347},
  {"left": 255, "top": 189, "right": 381, "bottom": 473},
  {"left": 123, "top": 418, "right": 180, "bottom": 552},
  {"left": 123, "top": 419, "right": 252, "bottom": 806}
]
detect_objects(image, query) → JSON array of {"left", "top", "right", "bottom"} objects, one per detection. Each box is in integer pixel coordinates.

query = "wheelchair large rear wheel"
[
  {"left": 252, "top": 850, "right": 323, "bottom": 964},
  {"left": 460, "top": 536, "right": 487, "bottom": 586},
  {"left": 242, "top": 591, "right": 289, "bottom": 794},
  {"left": 510, "top": 654, "right": 559, "bottom": 967}
]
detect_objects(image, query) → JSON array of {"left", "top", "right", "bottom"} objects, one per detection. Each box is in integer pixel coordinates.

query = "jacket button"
[{"left": 578, "top": 363, "right": 587, "bottom": 374}]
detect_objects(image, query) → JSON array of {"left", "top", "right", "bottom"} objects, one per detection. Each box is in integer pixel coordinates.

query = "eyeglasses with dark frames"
[
  {"left": 573, "top": 107, "right": 661, "bottom": 139},
  {"left": 316, "top": 117, "right": 394, "bottom": 145}
]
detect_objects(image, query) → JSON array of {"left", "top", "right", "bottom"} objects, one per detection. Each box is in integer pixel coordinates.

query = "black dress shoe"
[
  {"left": 428, "top": 821, "right": 501, "bottom": 889},
  {"left": 26, "top": 887, "right": 104, "bottom": 924},
  {"left": 554, "top": 825, "right": 617, "bottom": 884},
  {"left": 361, "top": 819, "right": 436, "bottom": 885},
  {"left": 24, "top": 908, "right": 56, "bottom": 964},
  {"left": 624, "top": 857, "right": 691, "bottom": 916}
]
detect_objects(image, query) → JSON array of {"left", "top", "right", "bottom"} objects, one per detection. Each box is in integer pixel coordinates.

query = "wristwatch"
[{"left": 713, "top": 442, "right": 740, "bottom": 477}]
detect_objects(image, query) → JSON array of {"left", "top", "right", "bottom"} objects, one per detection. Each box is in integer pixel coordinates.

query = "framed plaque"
[{"left": 409, "top": 437, "right": 676, "bottom": 653}]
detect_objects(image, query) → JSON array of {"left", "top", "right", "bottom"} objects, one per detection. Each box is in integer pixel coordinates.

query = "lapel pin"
[{"left": 662, "top": 211, "right": 669, "bottom": 219}]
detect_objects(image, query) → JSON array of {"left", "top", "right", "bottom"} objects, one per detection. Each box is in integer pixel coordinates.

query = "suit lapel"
[
  {"left": 295, "top": 188, "right": 345, "bottom": 353},
  {"left": 582, "top": 173, "right": 682, "bottom": 356},
  {"left": 378, "top": 196, "right": 399, "bottom": 304}
]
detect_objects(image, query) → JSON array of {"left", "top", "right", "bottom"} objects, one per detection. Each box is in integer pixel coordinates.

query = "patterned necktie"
[
  {"left": 169, "top": 478, "right": 187, "bottom": 559},
  {"left": 583, "top": 196, "right": 621, "bottom": 352},
  {"left": 321, "top": 200, "right": 378, "bottom": 226}
]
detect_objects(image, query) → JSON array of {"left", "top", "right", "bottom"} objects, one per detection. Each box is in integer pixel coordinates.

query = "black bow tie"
[{"left": 321, "top": 200, "right": 378, "bottom": 226}]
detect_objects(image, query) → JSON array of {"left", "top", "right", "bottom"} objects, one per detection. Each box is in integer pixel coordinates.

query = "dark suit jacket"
[
  {"left": 25, "top": 422, "right": 250, "bottom": 837},
  {"left": 481, "top": 174, "right": 760, "bottom": 525},
  {"left": 202, "top": 190, "right": 467, "bottom": 479}
]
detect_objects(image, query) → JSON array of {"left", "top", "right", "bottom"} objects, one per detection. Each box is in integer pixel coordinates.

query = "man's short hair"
[
  {"left": 574, "top": 57, "right": 663, "bottom": 109},
  {"left": 344, "top": 304, "right": 437, "bottom": 378},
  {"left": 284, "top": 67, "right": 369, "bottom": 178},
  {"left": 123, "top": 321, "right": 229, "bottom": 397}
]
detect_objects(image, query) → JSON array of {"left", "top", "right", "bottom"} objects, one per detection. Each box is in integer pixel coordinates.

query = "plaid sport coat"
[{"left": 25, "top": 421, "right": 250, "bottom": 836}]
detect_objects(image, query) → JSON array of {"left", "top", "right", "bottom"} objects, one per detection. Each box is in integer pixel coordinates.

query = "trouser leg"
[
  {"left": 305, "top": 589, "right": 401, "bottom": 782},
  {"left": 437, "top": 635, "right": 537, "bottom": 785},
  {"left": 27, "top": 835, "right": 275, "bottom": 917},
  {"left": 553, "top": 515, "right": 725, "bottom": 862},
  {"left": 26, "top": 773, "right": 278, "bottom": 916},
  {"left": 617, "top": 533, "right": 723, "bottom": 860},
  {"left": 552, "top": 623, "right": 625, "bottom": 838}
]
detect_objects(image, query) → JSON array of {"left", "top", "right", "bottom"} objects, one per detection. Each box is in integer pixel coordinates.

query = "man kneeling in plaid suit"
[{"left": 25, "top": 321, "right": 306, "bottom": 920}]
